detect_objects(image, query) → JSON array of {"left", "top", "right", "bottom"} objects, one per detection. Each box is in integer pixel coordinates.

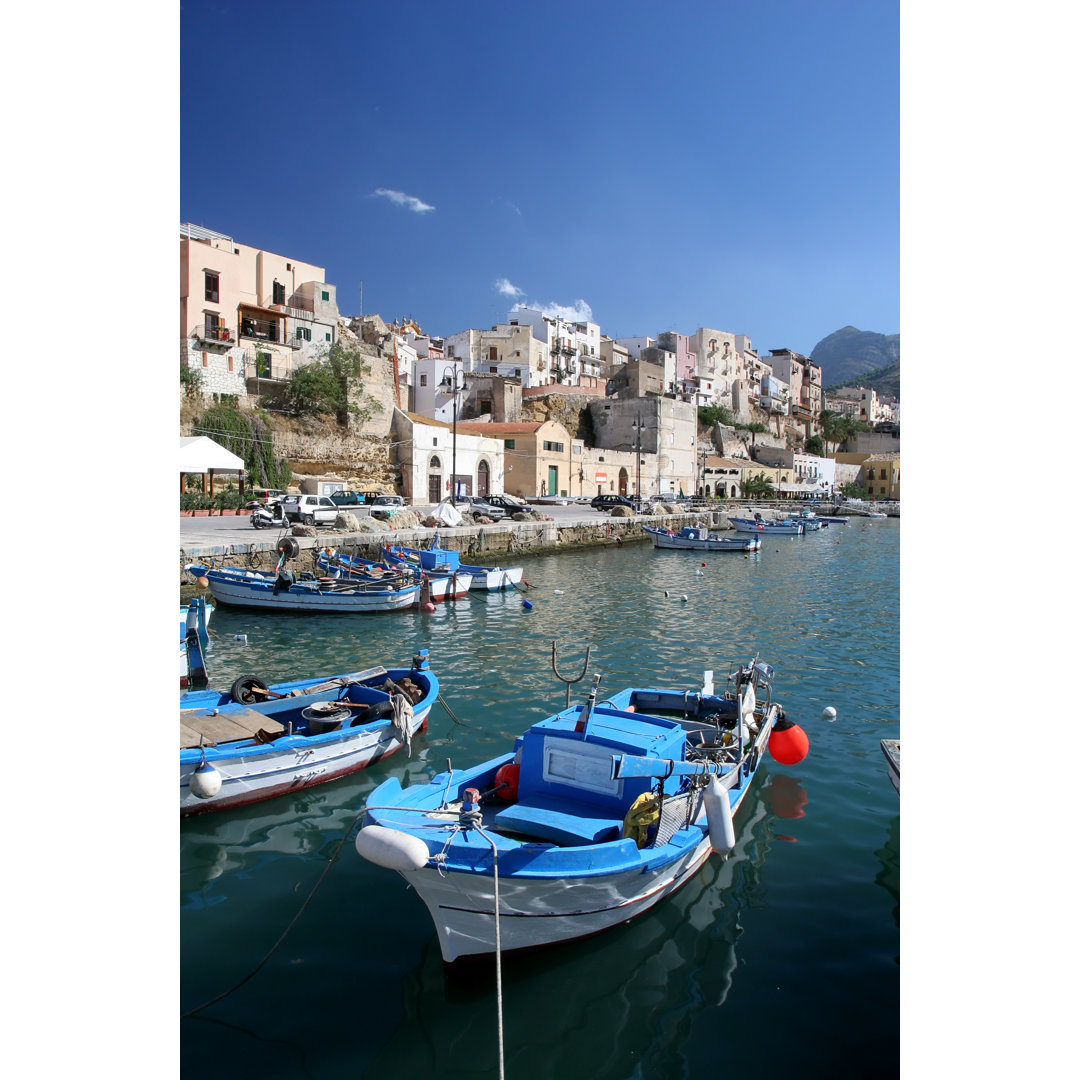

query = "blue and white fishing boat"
[
  {"left": 180, "top": 597, "right": 212, "bottom": 688},
  {"left": 180, "top": 649, "right": 439, "bottom": 816},
  {"left": 356, "top": 657, "right": 808, "bottom": 966},
  {"left": 728, "top": 516, "right": 805, "bottom": 536},
  {"left": 383, "top": 540, "right": 524, "bottom": 593},
  {"left": 185, "top": 563, "right": 420, "bottom": 613},
  {"left": 316, "top": 549, "right": 473, "bottom": 601},
  {"left": 644, "top": 525, "right": 762, "bottom": 552}
]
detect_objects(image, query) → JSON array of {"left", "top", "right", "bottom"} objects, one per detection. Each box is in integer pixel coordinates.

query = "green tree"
[
  {"left": 283, "top": 341, "right": 384, "bottom": 425},
  {"left": 805, "top": 434, "right": 824, "bottom": 457},
  {"left": 741, "top": 473, "right": 776, "bottom": 498},
  {"left": 194, "top": 403, "right": 292, "bottom": 491},
  {"left": 180, "top": 362, "right": 203, "bottom": 398},
  {"left": 698, "top": 403, "right": 734, "bottom": 428}
]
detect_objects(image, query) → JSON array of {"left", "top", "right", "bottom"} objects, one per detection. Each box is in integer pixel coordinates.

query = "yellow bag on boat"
[{"left": 622, "top": 792, "right": 660, "bottom": 849}]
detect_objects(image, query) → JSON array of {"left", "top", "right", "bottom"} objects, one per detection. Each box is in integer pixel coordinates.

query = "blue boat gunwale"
[{"left": 180, "top": 664, "right": 439, "bottom": 765}]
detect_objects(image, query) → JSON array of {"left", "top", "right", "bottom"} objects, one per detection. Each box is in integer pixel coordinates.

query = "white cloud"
[
  {"left": 495, "top": 278, "right": 524, "bottom": 298},
  {"left": 372, "top": 188, "right": 435, "bottom": 214},
  {"left": 510, "top": 298, "right": 594, "bottom": 323}
]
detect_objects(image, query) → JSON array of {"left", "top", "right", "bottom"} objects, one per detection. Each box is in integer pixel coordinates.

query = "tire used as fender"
[{"left": 231, "top": 675, "right": 270, "bottom": 704}]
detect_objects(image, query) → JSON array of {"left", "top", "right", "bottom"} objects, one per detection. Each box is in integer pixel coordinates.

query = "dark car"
[
  {"left": 329, "top": 490, "right": 381, "bottom": 507},
  {"left": 455, "top": 495, "right": 507, "bottom": 521},
  {"left": 591, "top": 494, "right": 634, "bottom": 512}
]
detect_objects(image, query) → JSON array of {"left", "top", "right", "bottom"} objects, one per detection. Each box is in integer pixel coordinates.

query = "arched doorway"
[
  {"left": 477, "top": 459, "right": 490, "bottom": 497},
  {"left": 618, "top": 467, "right": 628, "bottom": 496},
  {"left": 428, "top": 455, "right": 442, "bottom": 503}
]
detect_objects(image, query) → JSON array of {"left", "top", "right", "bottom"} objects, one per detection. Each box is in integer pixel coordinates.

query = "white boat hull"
[
  {"left": 180, "top": 705, "right": 431, "bottom": 815},
  {"left": 466, "top": 567, "right": 524, "bottom": 591},
  {"left": 382, "top": 763, "right": 761, "bottom": 965},
  {"left": 200, "top": 569, "right": 419, "bottom": 612}
]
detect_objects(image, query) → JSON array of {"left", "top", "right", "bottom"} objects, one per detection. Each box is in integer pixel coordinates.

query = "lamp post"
[
  {"left": 439, "top": 366, "right": 468, "bottom": 505},
  {"left": 631, "top": 411, "right": 643, "bottom": 505}
]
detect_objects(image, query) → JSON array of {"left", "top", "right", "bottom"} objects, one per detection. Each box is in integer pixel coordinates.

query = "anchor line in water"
[
  {"left": 438, "top": 693, "right": 470, "bottom": 726},
  {"left": 180, "top": 806, "right": 366, "bottom": 1020}
]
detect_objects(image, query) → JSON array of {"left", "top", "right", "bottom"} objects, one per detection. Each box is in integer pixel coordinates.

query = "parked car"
[
  {"left": 484, "top": 493, "right": 531, "bottom": 514},
  {"left": 591, "top": 494, "right": 635, "bottom": 512},
  {"left": 329, "top": 490, "right": 381, "bottom": 507},
  {"left": 243, "top": 487, "right": 286, "bottom": 509},
  {"left": 280, "top": 493, "right": 340, "bottom": 526},
  {"left": 455, "top": 495, "right": 507, "bottom": 521},
  {"left": 370, "top": 494, "right": 405, "bottom": 521}
]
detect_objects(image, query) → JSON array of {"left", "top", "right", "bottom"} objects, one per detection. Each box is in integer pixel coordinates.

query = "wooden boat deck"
[{"left": 180, "top": 706, "right": 285, "bottom": 749}]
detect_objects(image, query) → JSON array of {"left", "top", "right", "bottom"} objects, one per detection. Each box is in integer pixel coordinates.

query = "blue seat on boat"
[{"left": 494, "top": 793, "right": 623, "bottom": 846}]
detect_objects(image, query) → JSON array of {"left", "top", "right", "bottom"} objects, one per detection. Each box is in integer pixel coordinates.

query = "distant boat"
[
  {"left": 880, "top": 739, "right": 899, "bottom": 795},
  {"left": 644, "top": 525, "right": 761, "bottom": 552},
  {"left": 728, "top": 516, "right": 805, "bottom": 536},
  {"left": 181, "top": 598, "right": 212, "bottom": 689},
  {"left": 356, "top": 657, "right": 807, "bottom": 966},
  {"left": 180, "top": 650, "right": 439, "bottom": 816},
  {"left": 382, "top": 541, "right": 524, "bottom": 593},
  {"left": 185, "top": 564, "right": 420, "bottom": 614},
  {"left": 316, "top": 550, "right": 473, "bottom": 601}
]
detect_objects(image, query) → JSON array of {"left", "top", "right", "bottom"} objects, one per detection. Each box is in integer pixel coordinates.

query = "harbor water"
[{"left": 181, "top": 518, "right": 899, "bottom": 1078}]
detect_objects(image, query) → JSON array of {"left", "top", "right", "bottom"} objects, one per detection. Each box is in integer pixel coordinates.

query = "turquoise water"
[{"left": 181, "top": 519, "right": 899, "bottom": 1078}]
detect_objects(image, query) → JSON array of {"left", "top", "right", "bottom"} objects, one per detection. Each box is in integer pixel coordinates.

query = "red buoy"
[
  {"left": 495, "top": 762, "right": 520, "bottom": 801},
  {"left": 768, "top": 714, "right": 809, "bottom": 765}
]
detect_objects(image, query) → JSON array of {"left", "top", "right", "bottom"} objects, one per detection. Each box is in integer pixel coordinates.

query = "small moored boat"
[
  {"left": 728, "top": 516, "right": 805, "bottom": 536},
  {"left": 185, "top": 563, "right": 420, "bottom": 614},
  {"left": 180, "top": 649, "right": 439, "bottom": 816},
  {"left": 644, "top": 525, "right": 762, "bottom": 552},
  {"left": 180, "top": 598, "right": 212, "bottom": 688},
  {"left": 356, "top": 656, "right": 809, "bottom": 966},
  {"left": 316, "top": 550, "right": 473, "bottom": 602},
  {"left": 383, "top": 541, "right": 523, "bottom": 593}
]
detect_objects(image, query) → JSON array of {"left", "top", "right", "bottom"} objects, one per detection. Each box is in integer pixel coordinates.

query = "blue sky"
[{"left": 181, "top": 0, "right": 898, "bottom": 356}]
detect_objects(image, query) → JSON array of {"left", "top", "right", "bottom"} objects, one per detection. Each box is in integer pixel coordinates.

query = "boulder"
[{"left": 610, "top": 505, "right": 633, "bottom": 518}]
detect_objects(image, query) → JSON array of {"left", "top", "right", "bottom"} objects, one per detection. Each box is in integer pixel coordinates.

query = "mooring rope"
[
  {"left": 438, "top": 693, "right": 470, "bottom": 726},
  {"left": 181, "top": 805, "right": 366, "bottom": 1019}
]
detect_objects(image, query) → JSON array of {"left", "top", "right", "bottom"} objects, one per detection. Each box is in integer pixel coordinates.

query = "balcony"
[
  {"left": 240, "top": 318, "right": 281, "bottom": 344},
  {"left": 192, "top": 323, "right": 233, "bottom": 349}
]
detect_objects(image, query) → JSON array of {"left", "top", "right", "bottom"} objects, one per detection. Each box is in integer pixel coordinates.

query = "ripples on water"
[{"left": 181, "top": 519, "right": 899, "bottom": 1078}]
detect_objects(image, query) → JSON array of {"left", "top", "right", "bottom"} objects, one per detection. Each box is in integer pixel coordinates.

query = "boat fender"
[
  {"left": 621, "top": 792, "right": 660, "bottom": 849},
  {"left": 494, "top": 762, "right": 520, "bottom": 801},
  {"left": 768, "top": 714, "right": 810, "bottom": 765},
  {"left": 230, "top": 675, "right": 269, "bottom": 704},
  {"left": 741, "top": 682, "right": 756, "bottom": 721},
  {"left": 703, "top": 777, "right": 735, "bottom": 855},
  {"left": 355, "top": 825, "right": 430, "bottom": 872},
  {"left": 189, "top": 760, "right": 222, "bottom": 800}
]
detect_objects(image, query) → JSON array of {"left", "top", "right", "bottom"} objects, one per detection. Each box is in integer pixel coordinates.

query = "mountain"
[{"left": 810, "top": 326, "right": 900, "bottom": 398}]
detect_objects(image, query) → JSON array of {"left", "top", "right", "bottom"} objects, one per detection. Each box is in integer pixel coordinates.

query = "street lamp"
[
  {"left": 631, "top": 411, "right": 643, "bottom": 506},
  {"left": 439, "top": 366, "right": 468, "bottom": 505}
]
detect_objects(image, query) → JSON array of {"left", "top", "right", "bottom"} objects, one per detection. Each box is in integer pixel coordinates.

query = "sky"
[{"left": 180, "top": 0, "right": 899, "bottom": 356}]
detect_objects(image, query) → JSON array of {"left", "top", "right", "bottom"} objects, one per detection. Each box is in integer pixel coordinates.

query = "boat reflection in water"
[
  {"left": 875, "top": 815, "right": 900, "bottom": 933},
  {"left": 363, "top": 783, "right": 774, "bottom": 1080}
]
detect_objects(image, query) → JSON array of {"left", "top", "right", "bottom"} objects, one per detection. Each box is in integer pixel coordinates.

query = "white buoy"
[
  {"left": 703, "top": 777, "right": 736, "bottom": 855},
  {"left": 554, "top": 589, "right": 563, "bottom": 595},
  {"left": 822, "top": 706, "right": 838, "bottom": 722},
  {"left": 681, "top": 594, "right": 688, "bottom": 602},
  {"left": 189, "top": 761, "right": 222, "bottom": 800},
  {"left": 355, "top": 825, "right": 430, "bottom": 871},
  {"left": 233, "top": 634, "right": 247, "bottom": 644}
]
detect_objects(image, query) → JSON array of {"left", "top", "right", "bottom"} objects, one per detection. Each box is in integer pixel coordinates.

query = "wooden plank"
[{"left": 180, "top": 706, "right": 286, "bottom": 749}]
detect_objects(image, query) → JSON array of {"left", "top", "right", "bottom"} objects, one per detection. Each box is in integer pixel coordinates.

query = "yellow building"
[
  {"left": 457, "top": 420, "right": 580, "bottom": 498},
  {"left": 835, "top": 452, "right": 900, "bottom": 500}
]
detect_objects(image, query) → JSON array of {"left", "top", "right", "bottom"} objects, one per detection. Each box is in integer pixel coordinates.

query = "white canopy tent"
[{"left": 180, "top": 436, "right": 246, "bottom": 495}]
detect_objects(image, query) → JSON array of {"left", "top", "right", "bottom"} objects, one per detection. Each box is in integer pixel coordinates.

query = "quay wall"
[{"left": 178, "top": 501, "right": 895, "bottom": 586}]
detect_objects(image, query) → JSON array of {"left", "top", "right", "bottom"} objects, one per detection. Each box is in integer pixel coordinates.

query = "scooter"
[{"left": 251, "top": 502, "right": 289, "bottom": 529}]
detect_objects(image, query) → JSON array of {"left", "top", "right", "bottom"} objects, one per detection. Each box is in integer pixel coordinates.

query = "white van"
[{"left": 280, "top": 494, "right": 339, "bottom": 526}]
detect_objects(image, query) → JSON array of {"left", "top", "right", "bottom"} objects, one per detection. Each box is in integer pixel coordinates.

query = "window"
[
  {"left": 295, "top": 326, "right": 311, "bottom": 342},
  {"left": 504, "top": 439, "right": 516, "bottom": 449},
  {"left": 227, "top": 355, "right": 234, "bottom": 372},
  {"left": 543, "top": 441, "right": 564, "bottom": 453},
  {"left": 490, "top": 366, "right": 498, "bottom": 373},
  {"left": 321, "top": 290, "right": 329, "bottom": 302},
  {"left": 204, "top": 271, "right": 219, "bottom": 303},
  {"left": 273, "top": 281, "right": 286, "bottom": 305},
  {"left": 325, "top": 332, "right": 331, "bottom": 341}
]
